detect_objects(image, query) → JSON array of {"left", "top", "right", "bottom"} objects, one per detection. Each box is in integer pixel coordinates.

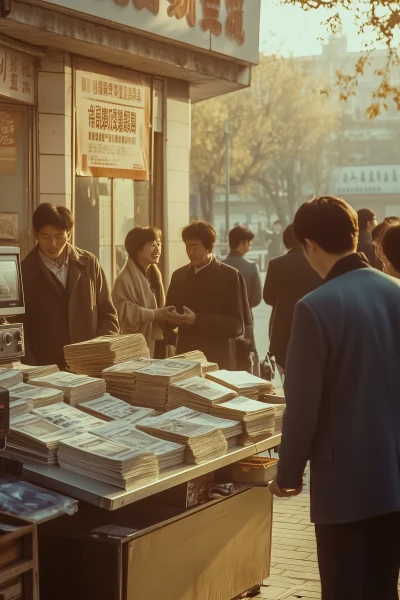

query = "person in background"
[
  {"left": 267, "top": 220, "right": 283, "bottom": 263},
  {"left": 222, "top": 225, "right": 262, "bottom": 348},
  {"left": 263, "top": 224, "right": 321, "bottom": 377},
  {"left": 357, "top": 208, "right": 377, "bottom": 266},
  {"left": 165, "top": 220, "right": 250, "bottom": 370},
  {"left": 112, "top": 227, "right": 173, "bottom": 358},
  {"left": 381, "top": 222, "right": 400, "bottom": 279},
  {"left": 372, "top": 216, "right": 400, "bottom": 269},
  {"left": 270, "top": 196, "right": 400, "bottom": 600},
  {"left": 21, "top": 203, "right": 119, "bottom": 369}
]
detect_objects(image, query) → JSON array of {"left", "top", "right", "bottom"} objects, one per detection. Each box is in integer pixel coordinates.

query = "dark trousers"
[{"left": 315, "top": 511, "right": 400, "bottom": 600}]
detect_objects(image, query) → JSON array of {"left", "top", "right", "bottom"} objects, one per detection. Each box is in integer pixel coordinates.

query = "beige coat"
[{"left": 112, "top": 258, "right": 163, "bottom": 356}]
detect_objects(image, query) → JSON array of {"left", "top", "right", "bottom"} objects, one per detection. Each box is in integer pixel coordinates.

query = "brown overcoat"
[{"left": 21, "top": 244, "right": 119, "bottom": 368}]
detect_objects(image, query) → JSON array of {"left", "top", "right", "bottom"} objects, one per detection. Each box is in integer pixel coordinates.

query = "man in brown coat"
[{"left": 21, "top": 203, "right": 119, "bottom": 368}]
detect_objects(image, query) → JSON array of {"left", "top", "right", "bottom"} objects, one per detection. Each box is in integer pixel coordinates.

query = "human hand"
[
  {"left": 165, "top": 306, "right": 196, "bottom": 325},
  {"left": 153, "top": 306, "right": 176, "bottom": 323},
  {"left": 268, "top": 477, "right": 303, "bottom": 498}
]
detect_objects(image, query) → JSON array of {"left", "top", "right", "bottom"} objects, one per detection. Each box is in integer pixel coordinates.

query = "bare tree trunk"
[{"left": 199, "top": 180, "right": 214, "bottom": 223}]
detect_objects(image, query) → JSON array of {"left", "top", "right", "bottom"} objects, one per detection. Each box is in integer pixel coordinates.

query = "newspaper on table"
[
  {"left": 33, "top": 402, "right": 105, "bottom": 430},
  {"left": 29, "top": 372, "right": 106, "bottom": 407},
  {"left": 7, "top": 413, "right": 81, "bottom": 464},
  {"left": 64, "top": 334, "right": 150, "bottom": 377},
  {"left": 91, "top": 415, "right": 185, "bottom": 470},
  {"left": 9, "top": 362, "right": 59, "bottom": 382},
  {"left": 78, "top": 394, "right": 156, "bottom": 422},
  {"left": 137, "top": 412, "right": 227, "bottom": 465},
  {"left": 210, "top": 397, "right": 276, "bottom": 445},
  {"left": 166, "top": 375, "right": 237, "bottom": 412},
  {"left": 166, "top": 407, "right": 242, "bottom": 441},
  {"left": 170, "top": 350, "right": 219, "bottom": 375},
  {"left": 133, "top": 360, "right": 202, "bottom": 411},
  {"left": 102, "top": 358, "right": 157, "bottom": 401},
  {"left": 0, "top": 369, "right": 23, "bottom": 389},
  {"left": 9, "top": 382, "right": 64, "bottom": 408},
  {"left": 206, "top": 370, "right": 274, "bottom": 399},
  {"left": 10, "top": 398, "right": 32, "bottom": 419},
  {"left": 57, "top": 432, "right": 159, "bottom": 490}
]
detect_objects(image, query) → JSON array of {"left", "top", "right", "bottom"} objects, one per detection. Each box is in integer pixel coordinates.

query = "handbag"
[
  {"left": 260, "top": 351, "right": 276, "bottom": 382},
  {"left": 235, "top": 337, "right": 257, "bottom": 374}
]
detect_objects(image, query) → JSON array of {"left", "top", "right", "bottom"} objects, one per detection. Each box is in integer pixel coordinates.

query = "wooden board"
[{"left": 126, "top": 487, "right": 273, "bottom": 600}]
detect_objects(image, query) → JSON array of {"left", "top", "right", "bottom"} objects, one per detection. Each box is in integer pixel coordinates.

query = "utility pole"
[{"left": 224, "top": 119, "right": 231, "bottom": 240}]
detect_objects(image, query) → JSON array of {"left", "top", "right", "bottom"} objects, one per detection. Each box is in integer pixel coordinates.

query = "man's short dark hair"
[
  {"left": 33, "top": 203, "right": 74, "bottom": 233},
  {"left": 382, "top": 223, "right": 400, "bottom": 272},
  {"left": 293, "top": 196, "right": 358, "bottom": 254},
  {"left": 357, "top": 208, "right": 376, "bottom": 232},
  {"left": 228, "top": 225, "right": 254, "bottom": 250},
  {"left": 283, "top": 224, "right": 299, "bottom": 250},
  {"left": 182, "top": 220, "right": 216, "bottom": 251},
  {"left": 125, "top": 227, "right": 161, "bottom": 260}
]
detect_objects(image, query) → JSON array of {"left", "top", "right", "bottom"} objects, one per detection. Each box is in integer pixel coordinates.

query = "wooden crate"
[{"left": 0, "top": 513, "right": 38, "bottom": 600}]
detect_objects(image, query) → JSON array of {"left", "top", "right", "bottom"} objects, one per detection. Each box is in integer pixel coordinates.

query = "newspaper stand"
[{"left": 22, "top": 434, "right": 281, "bottom": 600}]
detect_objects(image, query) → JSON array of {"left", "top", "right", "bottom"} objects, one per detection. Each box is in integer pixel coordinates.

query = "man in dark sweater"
[{"left": 165, "top": 220, "right": 249, "bottom": 370}]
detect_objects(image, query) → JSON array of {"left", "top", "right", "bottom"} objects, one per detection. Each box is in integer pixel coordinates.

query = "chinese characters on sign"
[
  {"left": 0, "top": 111, "right": 19, "bottom": 175},
  {"left": 76, "top": 69, "right": 150, "bottom": 179},
  {"left": 0, "top": 47, "right": 35, "bottom": 104},
  {"left": 333, "top": 166, "right": 400, "bottom": 196}
]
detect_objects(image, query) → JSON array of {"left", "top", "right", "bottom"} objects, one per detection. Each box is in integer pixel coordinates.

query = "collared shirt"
[
  {"left": 39, "top": 249, "right": 69, "bottom": 288},
  {"left": 194, "top": 256, "right": 213, "bottom": 275},
  {"left": 324, "top": 252, "right": 370, "bottom": 284}
]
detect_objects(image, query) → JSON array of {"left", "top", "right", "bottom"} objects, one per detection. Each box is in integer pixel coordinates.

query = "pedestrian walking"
[
  {"left": 112, "top": 227, "right": 173, "bottom": 358},
  {"left": 357, "top": 208, "right": 378, "bottom": 266},
  {"left": 164, "top": 220, "right": 251, "bottom": 370},
  {"left": 267, "top": 220, "right": 283, "bottom": 262},
  {"left": 269, "top": 196, "right": 400, "bottom": 600},
  {"left": 263, "top": 224, "right": 321, "bottom": 376},
  {"left": 21, "top": 203, "right": 119, "bottom": 369}
]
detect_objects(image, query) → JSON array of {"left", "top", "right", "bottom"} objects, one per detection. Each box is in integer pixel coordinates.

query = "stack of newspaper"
[
  {"left": 0, "top": 369, "right": 23, "bottom": 389},
  {"left": 166, "top": 407, "right": 242, "bottom": 445},
  {"left": 171, "top": 350, "right": 219, "bottom": 375},
  {"left": 79, "top": 395, "right": 156, "bottom": 422},
  {"left": 133, "top": 360, "right": 202, "bottom": 410},
  {"left": 64, "top": 334, "right": 150, "bottom": 377},
  {"left": 57, "top": 433, "right": 159, "bottom": 489},
  {"left": 274, "top": 404, "right": 285, "bottom": 433},
  {"left": 206, "top": 371, "right": 274, "bottom": 399},
  {"left": 29, "top": 372, "right": 106, "bottom": 407},
  {"left": 10, "top": 399, "right": 32, "bottom": 419},
  {"left": 10, "top": 363, "right": 59, "bottom": 382},
  {"left": 9, "top": 382, "right": 64, "bottom": 408},
  {"left": 7, "top": 414, "right": 80, "bottom": 464},
  {"left": 137, "top": 413, "right": 228, "bottom": 464},
  {"left": 102, "top": 358, "right": 156, "bottom": 402},
  {"left": 92, "top": 416, "right": 185, "bottom": 470},
  {"left": 210, "top": 397, "right": 276, "bottom": 445},
  {"left": 32, "top": 402, "right": 105, "bottom": 431},
  {"left": 166, "top": 376, "right": 237, "bottom": 412}
]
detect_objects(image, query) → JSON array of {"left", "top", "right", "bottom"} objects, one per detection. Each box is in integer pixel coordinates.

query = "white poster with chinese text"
[
  {"left": 0, "top": 46, "right": 35, "bottom": 105},
  {"left": 76, "top": 63, "right": 150, "bottom": 180}
]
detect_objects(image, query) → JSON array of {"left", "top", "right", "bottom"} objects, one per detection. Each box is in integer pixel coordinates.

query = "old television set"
[{"left": 0, "top": 247, "right": 24, "bottom": 317}]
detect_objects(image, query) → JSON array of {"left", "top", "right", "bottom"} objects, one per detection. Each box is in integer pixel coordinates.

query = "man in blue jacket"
[{"left": 270, "top": 196, "right": 400, "bottom": 600}]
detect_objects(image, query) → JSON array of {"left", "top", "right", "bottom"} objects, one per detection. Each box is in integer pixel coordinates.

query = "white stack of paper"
[
  {"left": 57, "top": 433, "right": 159, "bottom": 490},
  {"left": 79, "top": 395, "right": 156, "bottom": 422},
  {"left": 33, "top": 403, "right": 105, "bottom": 430},
  {"left": 210, "top": 397, "right": 276, "bottom": 445},
  {"left": 102, "top": 358, "right": 157, "bottom": 402},
  {"left": 92, "top": 416, "right": 185, "bottom": 470},
  {"left": 206, "top": 371, "right": 274, "bottom": 399},
  {"left": 7, "top": 414, "right": 80, "bottom": 464},
  {"left": 9, "top": 382, "right": 64, "bottom": 408},
  {"left": 171, "top": 350, "right": 219, "bottom": 375},
  {"left": 64, "top": 334, "right": 150, "bottom": 377},
  {"left": 133, "top": 360, "right": 202, "bottom": 410},
  {"left": 137, "top": 413, "right": 227, "bottom": 464},
  {"left": 166, "top": 376, "right": 237, "bottom": 412},
  {"left": 10, "top": 398, "right": 33, "bottom": 419},
  {"left": 10, "top": 363, "right": 59, "bottom": 382},
  {"left": 273, "top": 404, "right": 285, "bottom": 433},
  {"left": 166, "top": 407, "right": 242, "bottom": 443},
  {"left": 0, "top": 369, "right": 23, "bottom": 389},
  {"left": 29, "top": 372, "right": 106, "bottom": 407}
]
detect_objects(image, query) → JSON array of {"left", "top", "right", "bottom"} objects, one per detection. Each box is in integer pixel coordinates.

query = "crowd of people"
[{"left": 19, "top": 199, "right": 400, "bottom": 600}]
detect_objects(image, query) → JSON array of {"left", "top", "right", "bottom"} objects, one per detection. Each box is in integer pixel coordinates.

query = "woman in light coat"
[{"left": 112, "top": 227, "right": 172, "bottom": 357}]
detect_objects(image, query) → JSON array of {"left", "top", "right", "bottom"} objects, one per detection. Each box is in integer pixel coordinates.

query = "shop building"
[{"left": 0, "top": 0, "right": 261, "bottom": 282}]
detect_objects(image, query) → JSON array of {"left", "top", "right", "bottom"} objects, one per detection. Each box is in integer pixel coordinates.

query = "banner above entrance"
[
  {"left": 0, "top": 46, "right": 35, "bottom": 104},
  {"left": 40, "top": 0, "right": 261, "bottom": 64}
]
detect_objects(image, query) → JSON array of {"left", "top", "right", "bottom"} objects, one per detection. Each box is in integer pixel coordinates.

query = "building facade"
[{"left": 0, "top": 0, "right": 261, "bottom": 283}]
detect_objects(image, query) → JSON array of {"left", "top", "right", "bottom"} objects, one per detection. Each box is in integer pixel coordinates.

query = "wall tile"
[
  {"left": 166, "top": 146, "right": 189, "bottom": 172},
  {"left": 167, "top": 120, "right": 190, "bottom": 149},
  {"left": 166, "top": 169, "right": 190, "bottom": 205},
  {"left": 39, "top": 114, "right": 71, "bottom": 156},
  {"left": 167, "top": 201, "right": 190, "bottom": 242},
  {"left": 166, "top": 97, "right": 190, "bottom": 124},
  {"left": 38, "top": 72, "right": 71, "bottom": 116},
  {"left": 40, "top": 155, "right": 70, "bottom": 195}
]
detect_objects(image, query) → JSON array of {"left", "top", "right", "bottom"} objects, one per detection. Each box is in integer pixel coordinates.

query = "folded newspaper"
[
  {"left": 102, "top": 358, "right": 157, "bottom": 401},
  {"left": 9, "top": 382, "right": 64, "bottom": 408},
  {"left": 9, "top": 362, "right": 59, "bottom": 382},
  {"left": 166, "top": 376, "right": 237, "bottom": 412},
  {"left": 210, "top": 397, "right": 276, "bottom": 445},
  {"left": 170, "top": 350, "right": 219, "bottom": 375},
  {"left": 0, "top": 368, "right": 23, "bottom": 389},
  {"left": 32, "top": 403, "right": 105, "bottom": 430},
  {"left": 78, "top": 394, "right": 156, "bottom": 422},
  {"left": 29, "top": 372, "right": 106, "bottom": 407},
  {"left": 206, "top": 370, "right": 274, "bottom": 399},
  {"left": 166, "top": 407, "right": 242, "bottom": 441}
]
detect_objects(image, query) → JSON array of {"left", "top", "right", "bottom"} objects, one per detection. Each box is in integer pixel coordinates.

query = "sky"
[{"left": 259, "top": 0, "right": 389, "bottom": 57}]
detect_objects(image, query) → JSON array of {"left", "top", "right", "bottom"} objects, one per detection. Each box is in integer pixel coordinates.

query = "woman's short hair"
[
  {"left": 282, "top": 224, "right": 299, "bottom": 250},
  {"left": 125, "top": 227, "right": 161, "bottom": 260},
  {"left": 33, "top": 203, "right": 74, "bottom": 233},
  {"left": 372, "top": 217, "right": 400, "bottom": 246},
  {"left": 382, "top": 223, "right": 400, "bottom": 273},
  {"left": 294, "top": 196, "right": 358, "bottom": 254},
  {"left": 181, "top": 220, "right": 217, "bottom": 251}
]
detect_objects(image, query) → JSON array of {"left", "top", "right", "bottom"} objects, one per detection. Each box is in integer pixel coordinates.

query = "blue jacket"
[{"left": 277, "top": 254, "right": 400, "bottom": 525}]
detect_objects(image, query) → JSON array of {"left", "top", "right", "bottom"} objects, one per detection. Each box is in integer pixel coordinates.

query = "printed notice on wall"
[
  {"left": 76, "top": 64, "right": 150, "bottom": 180},
  {"left": 0, "top": 111, "right": 19, "bottom": 175},
  {"left": 0, "top": 46, "right": 35, "bottom": 105}
]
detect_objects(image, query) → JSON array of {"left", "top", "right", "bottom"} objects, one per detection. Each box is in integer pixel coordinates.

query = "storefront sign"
[
  {"left": 0, "top": 111, "right": 19, "bottom": 175},
  {"left": 39, "top": 0, "right": 261, "bottom": 64},
  {"left": 76, "top": 65, "right": 150, "bottom": 179},
  {"left": 332, "top": 166, "right": 400, "bottom": 196},
  {"left": 0, "top": 47, "right": 35, "bottom": 104}
]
